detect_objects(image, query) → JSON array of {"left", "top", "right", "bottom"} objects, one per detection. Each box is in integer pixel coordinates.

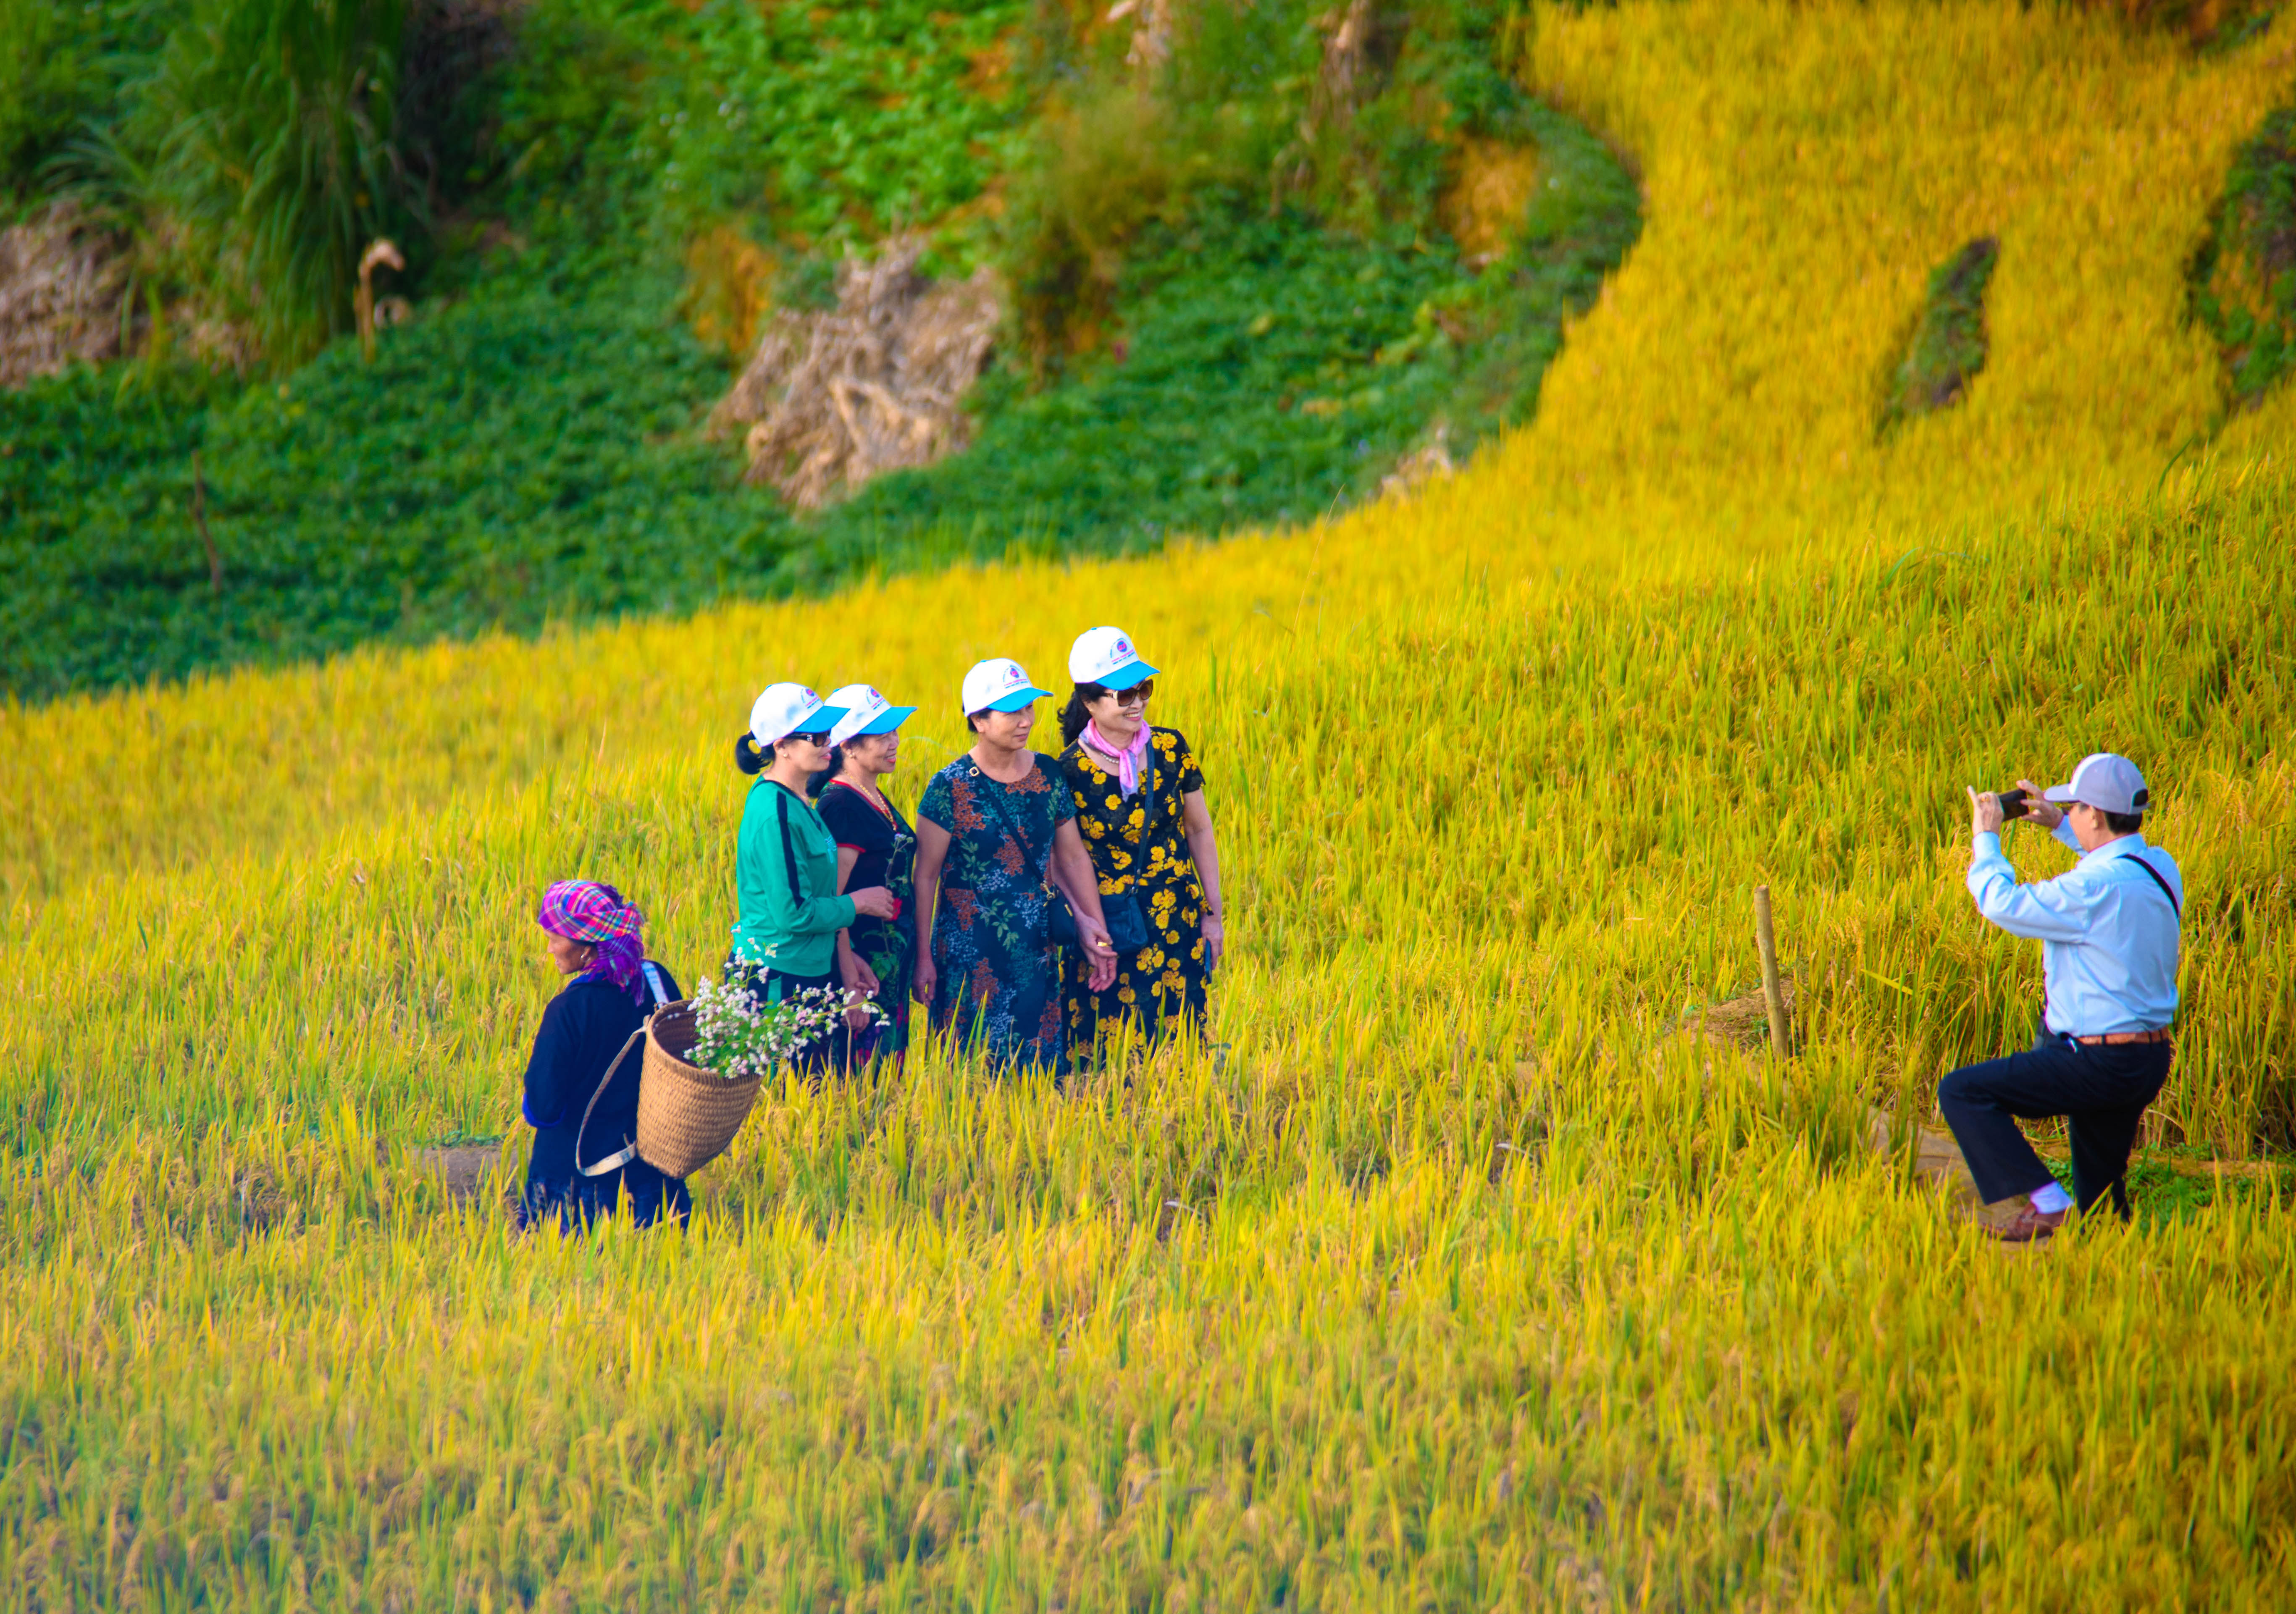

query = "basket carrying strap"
[{"left": 574, "top": 968, "right": 672, "bottom": 1178}]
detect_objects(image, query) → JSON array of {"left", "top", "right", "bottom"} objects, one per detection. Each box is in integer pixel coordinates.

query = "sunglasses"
[
  {"left": 790, "top": 730, "right": 833, "bottom": 747},
  {"left": 1095, "top": 680, "right": 1153, "bottom": 706}
]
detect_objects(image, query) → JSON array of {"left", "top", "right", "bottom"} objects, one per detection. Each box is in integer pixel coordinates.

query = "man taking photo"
[{"left": 1939, "top": 753, "right": 2183, "bottom": 1244}]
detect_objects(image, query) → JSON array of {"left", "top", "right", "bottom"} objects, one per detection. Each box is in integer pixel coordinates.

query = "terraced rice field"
[{"left": 2, "top": 1, "right": 2292, "bottom": 1606}]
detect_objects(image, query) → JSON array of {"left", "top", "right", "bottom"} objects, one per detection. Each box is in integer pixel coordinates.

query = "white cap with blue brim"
[
  {"left": 750, "top": 683, "right": 849, "bottom": 748},
  {"left": 824, "top": 683, "right": 916, "bottom": 747},
  {"left": 961, "top": 657, "right": 1052, "bottom": 715},
  {"left": 1068, "top": 625, "right": 1158, "bottom": 691},
  {"left": 2042, "top": 753, "right": 2151, "bottom": 816}
]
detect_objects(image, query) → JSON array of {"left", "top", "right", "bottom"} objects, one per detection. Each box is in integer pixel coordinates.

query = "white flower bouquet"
[{"left": 685, "top": 975, "right": 887, "bottom": 1081}]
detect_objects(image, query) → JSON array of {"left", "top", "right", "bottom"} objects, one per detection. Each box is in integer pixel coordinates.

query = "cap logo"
[{"left": 1004, "top": 665, "right": 1023, "bottom": 685}]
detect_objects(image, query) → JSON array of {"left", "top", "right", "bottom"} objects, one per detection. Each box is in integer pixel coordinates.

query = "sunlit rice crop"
[{"left": 2, "top": 1, "right": 2293, "bottom": 1605}]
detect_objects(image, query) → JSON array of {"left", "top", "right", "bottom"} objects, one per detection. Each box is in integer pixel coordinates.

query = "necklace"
[{"left": 835, "top": 776, "right": 895, "bottom": 821}]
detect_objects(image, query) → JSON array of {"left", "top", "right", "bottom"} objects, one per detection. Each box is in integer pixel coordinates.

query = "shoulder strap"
[
  {"left": 2126, "top": 854, "right": 2181, "bottom": 918},
  {"left": 642, "top": 961, "right": 671, "bottom": 1005},
  {"left": 573, "top": 1023, "right": 648, "bottom": 1177},
  {"left": 772, "top": 786, "right": 805, "bottom": 901},
  {"left": 1142, "top": 734, "right": 1165, "bottom": 841}
]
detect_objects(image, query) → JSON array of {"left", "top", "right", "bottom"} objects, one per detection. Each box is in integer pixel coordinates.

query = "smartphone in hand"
[{"left": 1997, "top": 788, "right": 2031, "bottom": 821}]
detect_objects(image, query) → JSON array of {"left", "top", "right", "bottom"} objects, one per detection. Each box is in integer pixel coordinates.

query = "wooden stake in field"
[
  {"left": 1755, "top": 885, "right": 1789, "bottom": 1058},
  {"left": 357, "top": 239, "right": 405, "bottom": 364}
]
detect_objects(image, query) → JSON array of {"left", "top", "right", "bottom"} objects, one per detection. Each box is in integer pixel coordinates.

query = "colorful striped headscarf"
[{"left": 536, "top": 880, "right": 647, "bottom": 1001}]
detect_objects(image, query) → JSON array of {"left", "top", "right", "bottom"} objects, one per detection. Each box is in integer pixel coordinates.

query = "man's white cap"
[
  {"left": 1068, "top": 625, "right": 1158, "bottom": 691},
  {"left": 749, "top": 682, "right": 847, "bottom": 748},
  {"left": 823, "top": 683, "right": 916, "bottom": 748},
  {"left": 2043, "top": 753, "right": 2151, "bottom": 816},
  {"left": 960, "top": 657, "right": 1051, "bottom": 715}
]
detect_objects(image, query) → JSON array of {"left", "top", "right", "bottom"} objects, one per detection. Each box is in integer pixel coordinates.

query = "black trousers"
[{"left": 1936, "top": 1020, "right": 2172, "bottom": 1218}]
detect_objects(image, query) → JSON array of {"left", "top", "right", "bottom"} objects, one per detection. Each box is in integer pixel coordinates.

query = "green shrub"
[
  {"left": 0, "top": 268, "right": 784, "bottom": 698},
  {"left": 1878, "top": 236, "right": 2000, "bottom": 433},
  {"left": 2189, "top": 102, "right": 2296, "bottom": 412}
]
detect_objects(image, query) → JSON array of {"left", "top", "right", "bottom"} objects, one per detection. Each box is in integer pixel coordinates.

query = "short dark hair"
[
  {"left": 966, "top": 708, "right": 991, "bottom": 734},
  {"left": 2103, "top": 808, "right": 2144, "bottom": 835}
]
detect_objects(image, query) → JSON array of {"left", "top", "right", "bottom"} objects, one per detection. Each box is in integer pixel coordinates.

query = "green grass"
[
  {"left": 0, "top": 265, "right": 783, "bottom": 698},
  {"left": 1879, "top": 236, "right": 2000, "bottom": 433},
  {"left": 1, "top": 103, "right": 1637, "bottom": 701},
  {"left": 2190, "top": 99, "right": 2296, "bottom": 412}
]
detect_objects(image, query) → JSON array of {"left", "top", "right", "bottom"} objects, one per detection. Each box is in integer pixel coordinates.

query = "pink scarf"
[{"left": 1081, "top": 719, "right": 1151, "bottom": 796}]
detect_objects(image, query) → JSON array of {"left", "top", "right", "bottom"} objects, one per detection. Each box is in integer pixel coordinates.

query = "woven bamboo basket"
[{"left": 634, "top": 1002, "right": 764, "bottom": 1179}]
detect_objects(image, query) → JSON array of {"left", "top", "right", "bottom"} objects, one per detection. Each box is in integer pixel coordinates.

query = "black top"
[
  {"left": 520, "top": 961, "right": 688, "bottom": 1228},
  {"left": 816, "top": 779, "right": 914, "bottom": 896}
]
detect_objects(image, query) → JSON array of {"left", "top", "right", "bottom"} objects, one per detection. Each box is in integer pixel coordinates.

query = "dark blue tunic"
[{"left": 520, "top": 963, "right": 691, "bottom": 1230}]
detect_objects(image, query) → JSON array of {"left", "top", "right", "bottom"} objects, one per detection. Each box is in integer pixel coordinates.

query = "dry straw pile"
[
  {"left": 0, "top": 203, "right": 124, "bottom": 388},
  {"left": 710, "top": 234, "right": 1001, "bottom": 508}
]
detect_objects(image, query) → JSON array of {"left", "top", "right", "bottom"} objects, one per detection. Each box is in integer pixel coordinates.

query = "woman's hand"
[
  {"left": 838, "top": 948, "right": 880, "bottom": 1029},
  {"left": 912, "top": 953, "right": 936, "bottom": 1008},
  {"left": 1080, "top": 917, "right": 1119, "bottom": 993},
  {"left": 849, "top": 885, "right": 898, "bottom": 920},
  {"left": 1200, "top": 910, "right": 1224, "bottom": 974}
]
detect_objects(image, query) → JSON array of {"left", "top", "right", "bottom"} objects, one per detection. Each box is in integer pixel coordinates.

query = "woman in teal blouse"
[{"left": 728, "top": 682, "right": 897, "bottom": 1078}]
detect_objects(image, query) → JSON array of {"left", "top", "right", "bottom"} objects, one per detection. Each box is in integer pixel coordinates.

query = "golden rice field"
[{"left": 5, "top": 1, "right": 2295, "bottom": 1606}]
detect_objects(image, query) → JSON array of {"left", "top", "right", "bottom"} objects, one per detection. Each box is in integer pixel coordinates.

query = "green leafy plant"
[
  {"left": 2189, "top": 101, "right": 2295, "bottom": 412},
  {"left": 1878, "top": 236, "right": 2000, "bottom": 434}
]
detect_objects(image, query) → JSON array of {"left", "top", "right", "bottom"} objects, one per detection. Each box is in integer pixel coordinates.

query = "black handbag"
[
  {"left": 1081, "top": 743, "right": 1162, "bottom": 951},
  {"left": 1001, "top": 751, "right": 1159, "bottom": 953}
]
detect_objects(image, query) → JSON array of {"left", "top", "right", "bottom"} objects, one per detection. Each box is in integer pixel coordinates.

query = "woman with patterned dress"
[
  {"left": 812, "top": 682, "right": 919, "bottom": 1070},
  {"left": 1056, "top": 626, "right": 1227, "bottom": 1053},
  {"left": 912, "top": 657, "right": 1118, "bottom": 1073}
]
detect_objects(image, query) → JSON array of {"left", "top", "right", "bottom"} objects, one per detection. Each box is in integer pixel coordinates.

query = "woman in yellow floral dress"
[{"left": 1055, "top": 626, "right": 1227, "bottom": 1052}]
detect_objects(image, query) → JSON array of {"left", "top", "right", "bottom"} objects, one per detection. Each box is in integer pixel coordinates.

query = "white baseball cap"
[
  {"left": 2043, "top": 753, "right": 2151, "bottom": 816},
  {"left": 960, "top": 657, "right": 1051, "bottom": 715},
  {"left": 749, "top": 682, "right": 848, "bottom": 748},
  {"left": 823, "top": 683, "right": 916, "bottom": 747},
  {"left": 1068, "top": 625, "right": 1158, "bottom": 691}
]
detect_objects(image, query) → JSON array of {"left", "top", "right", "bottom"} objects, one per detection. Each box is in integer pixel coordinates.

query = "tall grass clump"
[
  {"left": 123, "top": 0, "right": 411, "bottom": 365},
  {"left": 1001, "top": 0, "right": 1551, "bottom": 371}
]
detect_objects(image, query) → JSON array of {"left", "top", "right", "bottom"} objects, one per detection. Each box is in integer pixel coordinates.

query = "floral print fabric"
[
  {"left": 916, "top": 755, "right": 1077, "bottom": 1071},
  {"left": 1059, "top": 726, "right": 1208, "bottom": 1050}
]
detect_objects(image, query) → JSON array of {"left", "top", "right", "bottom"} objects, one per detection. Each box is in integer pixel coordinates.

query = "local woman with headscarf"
[{"left": 521, "top": 879, "right": 687, "bottom": 1231}]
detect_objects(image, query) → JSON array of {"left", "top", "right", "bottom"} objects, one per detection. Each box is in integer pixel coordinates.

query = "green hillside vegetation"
[{"left": 1, "top": 0, "right": 1636, "bottom": 701}]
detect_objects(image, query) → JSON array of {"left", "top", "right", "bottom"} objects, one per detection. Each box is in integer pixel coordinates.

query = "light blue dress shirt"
[{"left": 1967, "top": 821, "right": 2182, "bottom": 1037}]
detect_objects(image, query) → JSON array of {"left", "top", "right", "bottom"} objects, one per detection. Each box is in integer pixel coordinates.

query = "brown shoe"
[{"left": 1985, "top": 1204, "right": 2069, "bottom": 1244}]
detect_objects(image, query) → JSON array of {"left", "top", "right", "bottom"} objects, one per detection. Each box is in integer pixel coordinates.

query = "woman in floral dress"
[
  {"left": 912, "top": 657, "right": 1117, "bottom": 1072},
  {"left": 1055, "top": 627, "right": 1227, "bottom": 1054}
]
